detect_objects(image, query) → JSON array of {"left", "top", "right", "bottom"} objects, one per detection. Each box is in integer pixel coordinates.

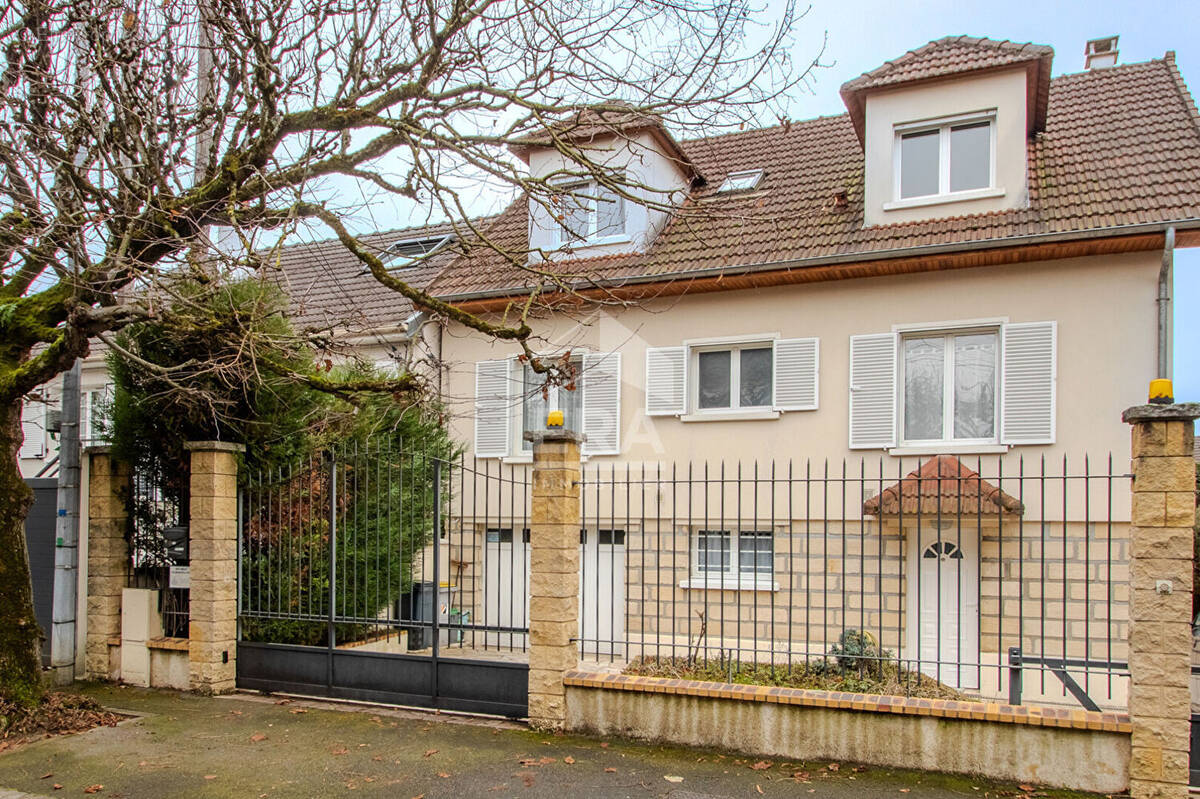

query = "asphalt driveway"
[{"left": 0, "top": 684, "right": 1095, "bottom": 799}]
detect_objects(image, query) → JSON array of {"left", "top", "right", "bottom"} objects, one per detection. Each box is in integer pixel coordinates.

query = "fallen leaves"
[
  {"left": 828, "top": 763, "right": 840, "bottom": 772},
  {"left": 664, "top": 775, "right": 684, "bottom": 783},
  {"left": 83, "top": 786, "right": 103, "bottom": 794},
  {"left": 563, "top": 756, "right": 575, "bottom": 764},
  {"left": 250, "top": 732, "right": 268, "bottom": 742},
  {"left": 423, "top": 749, "right": 439, "bottom": 758},
  {"left": 331, "top": 746, "right": 349, "bottom": 756},
  {"left": 604, "top": 767, "right": 617, "bottom": 773},
  {"left": 756, "top": 785, "right": 764, "bottom": 794},
  {"left": 751, "top": 760, "right": 772, "bottom": 771}
]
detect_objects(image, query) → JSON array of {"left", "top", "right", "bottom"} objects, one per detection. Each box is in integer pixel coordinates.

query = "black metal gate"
[{"left": 236, "top": 446, "right": 531, "bottom": 718}]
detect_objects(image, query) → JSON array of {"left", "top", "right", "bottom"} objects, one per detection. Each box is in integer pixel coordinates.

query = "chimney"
[{"left": 1085, "top": 36, "right": 1119, "bottom": 70}]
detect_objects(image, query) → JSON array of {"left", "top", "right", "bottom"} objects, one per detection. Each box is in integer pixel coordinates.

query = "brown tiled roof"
[
  {"left": 509, "top": 104, "right": 701, "bottom": 181},
  {"left": 862, "top": 455, "right": 1024, "bottom": 517},
  {"left": 264, "top": 220, "right": 463, "bottom": 333},
  {"left": 840, "top": 35, "right": 1053, "bottom": 93},
  {"left": 839, "top": 36, "right": 1055, "bottom": 142},
  {"left": 428, "top": 54, "right": 1200, "bottom": 301}
]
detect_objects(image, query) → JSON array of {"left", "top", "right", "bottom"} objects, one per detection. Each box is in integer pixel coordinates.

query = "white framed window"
[
  {"left": 692, "top": 343, "right": 773, "bottom": 412},
  {"left": 681, "top": 528, "right": 776, "bottom": 590},
  {"left": 645, "top": 337, "right": 818, "bottom": 420},
  {"left": 473, "top": 352, "right": 621, "bottom": 459},
  {"left": 848, "top": 321, "right": 1056, "bottom": 451},
  {"left": 551, "top": 180, "right": 625, "bottom": 245},
  {"left": 900, "top": 329, "right": 998, "bottom": 446},
  {"left": 716, "top": 169, "right": 764, "bottom": 194},
  {"left": 892, "top": 112, "right": 996, "bottom": 203},
  {"left": 81, "top": 386, "right": 113, "bottom": 444}
]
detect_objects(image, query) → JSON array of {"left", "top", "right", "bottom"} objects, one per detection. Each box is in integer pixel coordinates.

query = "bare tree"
[{"left": 0, "top": 0, "right": 812, "bottom": 703}]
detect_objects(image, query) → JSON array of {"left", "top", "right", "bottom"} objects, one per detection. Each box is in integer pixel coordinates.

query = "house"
[
  {"left": 22, "top": 35, "right": 1200, "bottom": 705},
  {"left": 421, "top": 35, "right": 1200, "bottom": 703}
]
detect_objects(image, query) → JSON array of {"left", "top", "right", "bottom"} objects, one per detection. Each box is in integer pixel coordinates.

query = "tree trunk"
[{"left": 0, "top": 398, "right": 44, "bottom": 706}]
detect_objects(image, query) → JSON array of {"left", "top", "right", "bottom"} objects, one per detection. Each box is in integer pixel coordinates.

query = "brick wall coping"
[
  {"left": 563, "top": 670, "right": 1132, "bottom": 733},
  {"left": 83, "top": 445, "right": 113, "bottom": 455},
  {"left": 1122, "top": 403, "right": 1200, "bottom": 423},
  {"left": 183, "top": 440, "right": 247, "bottom": 453}
]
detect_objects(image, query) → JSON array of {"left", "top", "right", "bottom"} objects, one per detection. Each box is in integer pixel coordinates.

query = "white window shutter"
[
  {"left": 19, "top": 401, "right": 44, "bottom": 459},
  {"left": 773, "top": 338, "right": 819, "bottom": 411},
  {"left": 474, "top": 360, "right": 512, "bottom": 458},
  {"left": 1001, "top": 321, "right": 1056, "bottom": 445},
  {"left": 849, "top": 333, "right": 897, "bottom": 449},
  {"left": 581, "top": 352, "right": 621, "bottom": 455},
  {"left": 645, "top": 346, "right": 686, "bottom": 416}
]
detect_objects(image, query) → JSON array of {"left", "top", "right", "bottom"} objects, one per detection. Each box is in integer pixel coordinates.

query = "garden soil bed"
[{"left": 624, "top": 656, "right": 975, "bottom": 701}]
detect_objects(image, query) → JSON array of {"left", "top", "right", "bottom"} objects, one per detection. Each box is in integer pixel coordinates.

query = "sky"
[{"left": 771, "top": 0, "right": 1200, "bottom": 404}]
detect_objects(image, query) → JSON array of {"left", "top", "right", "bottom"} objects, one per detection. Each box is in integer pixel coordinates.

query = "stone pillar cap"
[
  {"left": 83, "top": 444, "right": 113, "bottom": 455},
  {"left": 523, "top": 430, "right": 586, "bottom": 444},
  {"left": 183, "top": 440, "right": 247, "bottom": 453},
  {"left": 1121, "top": 402, "right": 1200, "bottom": 424}
]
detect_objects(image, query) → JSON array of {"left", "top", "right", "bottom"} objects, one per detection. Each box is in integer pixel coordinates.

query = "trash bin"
[{"left": 397, "top": 582, "right": 459, "bottom": 650}]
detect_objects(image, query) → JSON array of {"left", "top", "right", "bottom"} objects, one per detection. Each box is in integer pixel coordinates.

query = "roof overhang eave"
[{"left": 433, "top": 217, "right": 1200, "bottom": 306}]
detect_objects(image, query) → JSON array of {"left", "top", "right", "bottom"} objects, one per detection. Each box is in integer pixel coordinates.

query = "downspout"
[{"left": 1158, "top": 226, "right": 1175, "bottom": 381}]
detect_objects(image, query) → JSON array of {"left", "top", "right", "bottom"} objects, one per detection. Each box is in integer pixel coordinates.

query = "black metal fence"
[
  {"left": 578, "top": 454, "right": 1132, "bottom": 709},
  {"left": 128, "top": 461, "right": 190, "bottom": 638}
]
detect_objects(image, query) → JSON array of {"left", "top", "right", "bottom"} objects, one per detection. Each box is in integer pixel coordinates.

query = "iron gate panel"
[{"left": 237, "top": 446, "right": 531, "bottom": 718}]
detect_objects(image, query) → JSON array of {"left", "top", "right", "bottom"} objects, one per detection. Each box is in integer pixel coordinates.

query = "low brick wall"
[{"left": 564, "top": 671, "right": 1131, "bottom": 794}]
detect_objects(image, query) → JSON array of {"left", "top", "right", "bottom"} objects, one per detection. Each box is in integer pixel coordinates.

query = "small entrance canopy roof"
[{"left": 862, "top": 454, "right": 1025, "bottom": 517}]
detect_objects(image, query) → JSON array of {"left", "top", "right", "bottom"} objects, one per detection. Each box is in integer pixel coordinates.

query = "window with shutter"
[
  {"left": 849, "top": 333, "right": 897, "bottom": 449},
  {"left": 773, "top": 337, "right": 819, "bottom": 411},
  {"left": 19, "top": 400, "right": 44, "bottom": 459},
  {"left": 1001, "top": 321, "right": 1056, "bottom": 444},
  {"left": 581, "top": 352, "right": 621, "bottom": 455},
  {"left": 645, "top": 347, "right": 687, "bottom": 416},
  {"left": 474, "top": 360, "right": 512, "bottom": 458}
]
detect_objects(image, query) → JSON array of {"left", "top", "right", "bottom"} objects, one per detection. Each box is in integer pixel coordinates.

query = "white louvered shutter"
[
  {"left": 1001, "top": 321, "right": 1056, "bottom": 445},
  {"left": 581, "top": 352, "right": 621, "bottom": 455},
  {"left": 848, "top": 333, "right": 897, "bottom": 449},
  {"left": 645, "top": 347, "right": 686, "bottom": 416},
  {"left": 773, "top": 338, "right": 819, "bottom": 411},
  {"left": 19, "top": 401, "right": 44, "bottom": 459},
  {"left": 474, "top": 360, "right": 512, "bottom": 458}
]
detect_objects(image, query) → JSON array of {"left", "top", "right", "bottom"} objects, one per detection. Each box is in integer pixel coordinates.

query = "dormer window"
[
  {"left": 716, "top": 169, "right": 764, "bottom": 194},
  {"left": 888, "top": 112, "right": 999, "bottom": 210},
  {"left": 552, "top": 181, "right": 625, "bottom": 245}
]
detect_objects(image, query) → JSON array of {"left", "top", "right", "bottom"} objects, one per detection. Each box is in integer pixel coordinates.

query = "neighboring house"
[{"left": 21, "top": 36, "right": 1200, "bottom": 704}]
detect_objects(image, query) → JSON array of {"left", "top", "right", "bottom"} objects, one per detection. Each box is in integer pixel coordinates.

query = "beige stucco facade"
[{"left": 441, "top": 250, "right": 1158, "bottom": 476}]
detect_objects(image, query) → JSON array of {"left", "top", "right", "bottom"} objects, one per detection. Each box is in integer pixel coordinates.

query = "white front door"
[
  {"left": 907, "top": 526, "right": 979, "bottom": 689},
  {"left": 482, "top": 528, "right": 625, "bottom": 655}
]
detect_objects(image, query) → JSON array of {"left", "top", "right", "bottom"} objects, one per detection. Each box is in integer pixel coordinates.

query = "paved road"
[{"left": 0, "top": 684, "right": 1086, "bottom": 798}]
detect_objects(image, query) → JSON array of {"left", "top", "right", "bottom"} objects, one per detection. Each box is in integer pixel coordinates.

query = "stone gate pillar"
[
  {"left": 84, "top": 447, "right": 129, "bottom": 681},
  {"left": 185, "top": 440, "right": 244, "bottom": 695},
  {"left": 1123, "top": 399, "right": 1200, "bottom": 799},
  {"left": 525, "top": 429, "right": 583, "bottom": 730}
]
